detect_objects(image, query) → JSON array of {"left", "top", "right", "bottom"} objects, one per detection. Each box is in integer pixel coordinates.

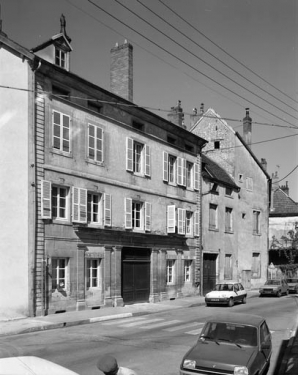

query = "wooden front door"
[
  {"left": 203, "top": 253, "right": 217, "bottom": 295},
  {"left": 122, "top": 248, "right": 151, "bottom": 304}
]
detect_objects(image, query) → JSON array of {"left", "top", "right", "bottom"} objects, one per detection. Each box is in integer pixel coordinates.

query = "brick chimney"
[
  {"left": 190, "top": 103, "right": 204, "bottom": 128},
  {"left": 260, "top": 158, "right": 267, "bottom": 171},
  {"left": 280, "top": 181, "right": 289, "bottom": 196},
  {"left": 243, "top": 108, "right": 252, "bottom": 148},
  {"left": 110, "top": 40, "right": 133, "bottom": 102},
  {"left": 271, "top": 171, "right": 280, "bottom": 211},
  {"left": 167, "top": 100, "right": 185, "bottom": 128}
]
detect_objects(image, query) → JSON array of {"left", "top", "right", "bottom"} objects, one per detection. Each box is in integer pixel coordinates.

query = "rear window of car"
[
  {"left": 265, "top": 280, "right": 280, "bottom": 285},
  {"left": 201, "top": 322, "right": 258, "bottom": 346},
  {"left": 214, "top": 284, "right": 234, "bottom": 291}
]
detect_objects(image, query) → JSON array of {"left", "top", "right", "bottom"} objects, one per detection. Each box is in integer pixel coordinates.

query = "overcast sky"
[{"left": 2, "top": 0, "right": 298, "bottom": 200}]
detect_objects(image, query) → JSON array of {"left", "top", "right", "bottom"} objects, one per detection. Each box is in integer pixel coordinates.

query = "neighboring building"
[
  {"left": 190, "top": 106, "right": 271, "bottom": 292},
  {"left": 269, "top": 174, "right": 298, "bottom": 276},
  {"left": 0, "top": 17, "right": 207, "bottom": 319}
]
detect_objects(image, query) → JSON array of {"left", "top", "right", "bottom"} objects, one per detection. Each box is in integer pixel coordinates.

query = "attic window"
[
  {"left": 211, "top": 183, "right": 219, "bottom": 194},
  {"left": 225, "top": 187, "right": 233, "bottom": 196},
  {"left": 214, "top": 141, "right": 220, "bottom": 149},
  {"left": 185, "top": 144, "right": 194, "bottom": 152},
  {"left": 88, "top": 100, "right": 102, "bottom": 114},
  {"left": 132, "top": 121, "right": 144, "bottom": 131},
  {"left": 55, "top": 47, "right": 67, "bottom": 69},
  {"left": 167, "top": 136, "right": 176, "bottom": 145},
  {"left": 52, "top": 85, "right": 70, "bottom": 100}
]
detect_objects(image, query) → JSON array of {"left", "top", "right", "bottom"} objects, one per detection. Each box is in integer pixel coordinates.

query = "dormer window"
[{"left": 55, "top": 47, "right": 67, "bottom": 69}]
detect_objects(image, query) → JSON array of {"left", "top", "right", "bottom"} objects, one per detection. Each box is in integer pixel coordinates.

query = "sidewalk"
[{"left": 0, "top": 290, "right": 297, "bottom": 375}]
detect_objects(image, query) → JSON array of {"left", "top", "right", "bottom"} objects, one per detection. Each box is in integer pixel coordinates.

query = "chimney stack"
[
  {"left": 110, "top": 40, "right": 133, "bottom": 102},
  {"left": 260, "top": 158, "right": 267, "bottom": 171},
  {"left": 167, "top": 100, "right": 185, "bottom": 128},
  {"left": 243, "top": 108, "right": 252, "bottom": 148},
  {"left": 280, "top": 181, "right": 289, "bottom": 196}
]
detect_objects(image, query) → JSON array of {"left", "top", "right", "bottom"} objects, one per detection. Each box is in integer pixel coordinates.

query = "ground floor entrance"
[
  {"left": 122, "top": 247, "right": 151, "bottom": 304},
  {"left": 202, "top": 253, "right": 217, "bottom": 295}
]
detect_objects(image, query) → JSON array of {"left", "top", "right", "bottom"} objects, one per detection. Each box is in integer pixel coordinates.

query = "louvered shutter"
[
  {"left": 194, "top": 163, "right": 200, "bottom": 191},
  {"left": 145, "top": 202, "right": 151, "bottom": 231},
  {"left": 167, "top": 205, "right": 176, "bottom": 233},
  {"left": 41, "top": 180, "right": 52, "bottom": 219},
  {"left": 96, "top": 127, "right": 104, "bottom": 162},
  {"left": 194, "top": 210, "right": 200, "bottom": 237},
  {"left": 163, "top": 152, "right": 168, "bottom": 181},
  {"left": 72, "top": 187, "right": 87, "bottom": 223},
  {"left": 145, "top": 144, "right": 150, "bottom": 176},
  {"left": 125, "top": 198, "right": 132, "bottom": 229},
  {"left": 177, "top": 157, "right": 183, "bottom": 185},
  {"left": 126, "top": 137, "right": 133, "bottom": 171},
  {"left": 178, "top": 208, "right": 186, "bottom": 235},
  {"left": 182, "top": 158, "right": 186, "bottom": 186},
  {"left": 104, "top": 193, "right": 112, "bottom": 226}
]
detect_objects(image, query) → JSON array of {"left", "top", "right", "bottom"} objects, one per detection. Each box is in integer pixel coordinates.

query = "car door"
[
  {"left": 233, "top": 283, "right": 242, "bottom": 302},
  {"left": 260, "top": 321, "right": 272, "bottom": 373}
]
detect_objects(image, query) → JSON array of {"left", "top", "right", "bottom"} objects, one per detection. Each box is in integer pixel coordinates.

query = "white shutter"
[
  {"left": 167, "top": 205, "right": 176, "bottom": 233},
  {"left": 194, "top": 163, "right": 200, "bottom": 191},
  {"left": 145, "top": 202, "right": 151, "bottom": 231},
  {"left": 72, "top": 187, "right": 87, "bottom": 223},
  {"left": 145, "top": 144, "right": 150, "bottom": 176},
  {"left": 194, "top": 210, "right": 200, "bottom": 237},
  {"left": 182, "top": 158, "right": 186, "bottom": 186},
  {"left": 96, "top": 126, "right": 104, "bottom": 162},
  {"left": 163, "top": 152, "right": 168, "bottom": 181},
  {"left": 104, "top": 193, "right": 112, "bottom": 226},
  {"left": 178, "top": 208, "right": 186, "bottom": 235},
  {"left": 177, "top": 157, "right": 183, "bottom": 185},
  {"left": 126, "top": 137, "right": 133, "bottom": 171},
  {"left": 41, "top": 180, "right": 52, "bottom": 219},
  {"left": 125, "top": 198, "right": 132, "bottom": 229}
]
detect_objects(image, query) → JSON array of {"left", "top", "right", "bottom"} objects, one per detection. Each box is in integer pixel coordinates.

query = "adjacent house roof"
[
  {"left": 270, "top": 188, "right": 298, "bottom": 217},
  {"left": 202, "top": 154, "right": 239, "bottom": 190}
]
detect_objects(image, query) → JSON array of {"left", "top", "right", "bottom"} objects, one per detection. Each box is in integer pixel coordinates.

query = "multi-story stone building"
[
  {"left": 190, "top": 106, "right": 271, "bottom": 291},
  {"left": 0, "top": 18, "right": 207, "bottom": 319}
]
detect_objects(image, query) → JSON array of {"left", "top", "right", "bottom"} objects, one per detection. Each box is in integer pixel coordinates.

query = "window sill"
[
  {"left": 86, "top": 159, "right": 104, "bottom": 167},
  {"left": 225, "top": 230, "right": 234, "bottom": 234},
  {"left": 51, "top": 149, "right": 73, "bottom": 158},
  {"left": 209, "top": 227, "right": 219, "bottom": 232},
  {"left": 253, "top": 232, "right": 261, "bottom": 236}
]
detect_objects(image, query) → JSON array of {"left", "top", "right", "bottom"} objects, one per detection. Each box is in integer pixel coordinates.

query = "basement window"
[{"left": 214, "top": 141, "right": 220, "bottom": 149}]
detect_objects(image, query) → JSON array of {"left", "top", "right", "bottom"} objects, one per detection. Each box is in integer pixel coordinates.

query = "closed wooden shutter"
[
  {"left": 194, "top": 210, "right": 200, "bottom": 237},
  {"left": 41, "top": 180, "right": 52, "bottom": 219},
  {"left": 72, "top": 187, "right": 87, "bottom": 223},
  {"left": 163, "top": 152, "right": 168, "bottom": 181},
  {"left": 194, "top": 163, "right": 200, "bottom": 191},
  {"left": 145, "top": 202, "right": 151, "bottom": 231},
  {"left": 167, "top": 205, "right": 176, "bottom": 233},
  {"left": 125, "top": 198, "right": 132, "bottom": 229},
  {"left": 145, "top": 144, "right": 150, "bottom": 176},
  {"left": 126, "top": 137, "right": 133, "bottom": 171},
  {"left": 104, "top": 193, "right": 112, "bottom": 226}
]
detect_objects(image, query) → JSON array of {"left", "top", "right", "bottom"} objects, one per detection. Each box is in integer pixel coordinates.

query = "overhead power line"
[
  {"left": 158, "top": 0, "right": 298, "bottom": 106},
  {"left": 88, "top": 0, "right": 298, "bottom": 130}
]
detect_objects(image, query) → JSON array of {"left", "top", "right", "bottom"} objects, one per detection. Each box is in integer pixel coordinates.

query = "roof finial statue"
[{"left": 59, "top": 14, "right": 71, "bottom": 43}]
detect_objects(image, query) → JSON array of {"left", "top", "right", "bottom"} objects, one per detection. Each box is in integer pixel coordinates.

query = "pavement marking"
[
  {"left": 139, "top": 320, "right": 181, "bottom": 329},
  {"left": 102, "top": 317, "right": 146, "bottom": 325},
  {"left": 164, "top": 322, "right": 203, "bottom": 332},
  {"left": 89, "top": 313, "right": 132, "bottom": 323},
  {"left": 186, "top": 328, "right": 203, "bottom": 335},
  {"left": 119, "top": 318, "right": 164, "bottom": 327}
]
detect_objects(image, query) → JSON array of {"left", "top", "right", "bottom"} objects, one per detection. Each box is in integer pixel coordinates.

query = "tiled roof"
[
  {"left": 270, "top": 188, "right": 298, "bottom": 216},
  {"left": 202, "top": 154, "right": 239, "bottom": 189}
]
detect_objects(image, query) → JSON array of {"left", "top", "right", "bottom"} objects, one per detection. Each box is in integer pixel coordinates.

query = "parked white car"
[{"left": 205, "top": 281, "right": 247, "bottom": 307}]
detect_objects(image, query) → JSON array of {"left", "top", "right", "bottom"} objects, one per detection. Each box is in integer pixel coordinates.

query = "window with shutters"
[
  {"left": 52, "top": 258, "right": 68, "bottom": 291},
  {"left": 253, "top": 210, "right": 261, "bottom": 235},
  {"left": 86, "top": 259, "right": 101, "bottom": 289},
  {"left": 252, "top": 252, "right": 261, "bottom": 278},
  {"left": 167, "top": 260, "right": 175, "bottom": 284},
  {"left": 52, "top": 110, "right": 71, "bottom": 154},
  {"left": 55, "top": 47, "right": 69, "bottom": 70},
  {"left": 125, "top": 198, "right": 151, "bottom": 231},
  {"left": 224, "top": 254, "right": 233, "bottom": 280},
  {"left": 225, "top": 207, "right": 233, "bottom": 233},
  {"left": 52, "top": 186, "right": 69, "bottom": 220},
  {"left": 87, "top": 193, "right": 102, "bottom": 224},
  {"left": 184, "top": 260, "right": 192, "bottom": 282},
  {"left": 168, "top": 155, "right": 177, "bottom": 184},
  {"left": 126, "top": 137, "right": 150, "bottom": 176},
  {"left": 209, "top": 203, "right": 218, "bottom": 230},
  {"left": 186, "top": 211, "right": 193, "bottom": 236},
  {"left": 88, "top": 124, "right": 104, "bottom": 163}
]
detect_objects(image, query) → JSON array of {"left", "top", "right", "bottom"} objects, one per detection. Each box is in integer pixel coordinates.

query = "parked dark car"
[
  {"left": 287, "top": 278, "right": 298, "bottom": 294},
  {"left": 259, "top": 279, "right": 289, "bottom": 297},
  {"left": 180, "top": 313, "right": 272, "bottom": 375}
]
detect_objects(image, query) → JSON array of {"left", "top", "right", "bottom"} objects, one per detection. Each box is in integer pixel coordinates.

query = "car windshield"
[
  {"left": 265, "top": 280, "right": 280, "bottom": 285},
  {"left": 288, "top": 278, "right": 298, "bottom": 283},
  {"left": 201, "top": 322, "right": 257, "bottom": 346},
  {"left": 213, "top": 284, "right": 234, "bottom": 291}
]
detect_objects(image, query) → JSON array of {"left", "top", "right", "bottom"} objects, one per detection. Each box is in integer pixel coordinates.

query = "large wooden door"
[
  {"left": 203, "top": 253, "right": 217, "bottom": 295},
  {"left": 122, "top": 248, "right": 151, "bottom": 304}
]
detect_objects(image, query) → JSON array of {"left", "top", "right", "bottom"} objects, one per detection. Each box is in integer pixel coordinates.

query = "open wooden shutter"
[
  {"left": 194, "top": 210, "right": 200, "bottom": 237},
  {"left": 96, "top": 126, "right": 104, "bottom": 162},
  {"left": 177, "top": 157, "right": 183, "bottom": 185},
  {"left": 194, "top": 163, "right": 200, "bottom": 191},
  {"left": 145, "top": 144, "right": 150, "bottom": 176},
  {"left": 104, "top": 193, "right": 112, "bottom": 226},
  {"left": 167, "top": 205, "right": 176, "bottom": 233},
  {"left": 72, "top": 187, "right": 87, "bottom": 223},
  {"left": 178, "top": 208, "right": 186, "bottom": 234},
  {"left": 163, "top": 152, "right": 168, "bottom": 181},
  {"left": 41, "top": 180, "right": 52, "bottom": 219},
  {"left": 182, "top": 158, "right": 186, "bottom": 186},
  {"left": 126, "top": 137, "right": 133, "bottom": 171},
  {"left": 125, "top": 198, "right": 132, "bottom": 229},
  {"left": 145, "top": 202, "right": 151, "bottom": 231}
]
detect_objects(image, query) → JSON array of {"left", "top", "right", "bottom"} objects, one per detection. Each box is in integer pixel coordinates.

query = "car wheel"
[
  {"left": 277, "top": 291, "right": 281, "bottom": 298},
  {"left": 228, "top": 298, "right": 234, "bottom": 307},
  {"left": 242, "top": 296, "right": 247, "bottom": 304}
]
